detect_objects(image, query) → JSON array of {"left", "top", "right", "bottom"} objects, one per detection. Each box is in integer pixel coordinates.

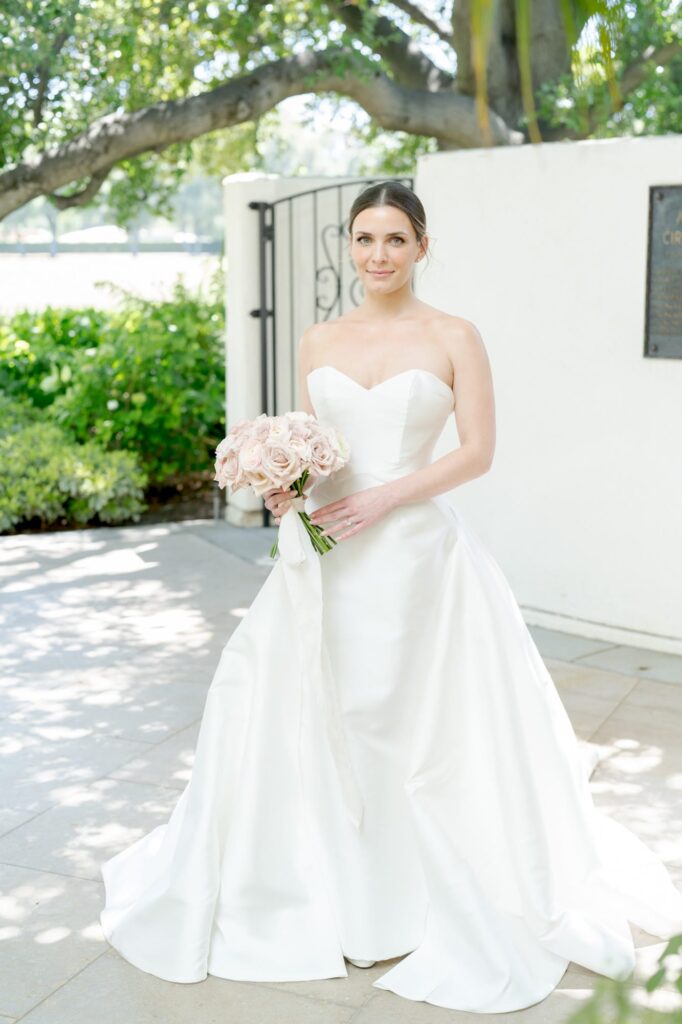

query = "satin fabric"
[{"left": 100, "top": 365, "right": 682, "bottom": 1011}]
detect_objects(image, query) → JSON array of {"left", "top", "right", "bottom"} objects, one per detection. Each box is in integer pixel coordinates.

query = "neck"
[{"left": 357, "top": 276, "right": 420, "bottom": 320}]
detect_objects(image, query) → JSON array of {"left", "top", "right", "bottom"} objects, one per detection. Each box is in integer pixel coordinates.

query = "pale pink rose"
[
  {"left": 267, "top": 416, "right": 292, "bottom": 445},
  {"left": 289, "top": 437, "right": 313, "bottom": 464},
  {"left": 226, "top": 419, "right": 252, "bottom": 450},
  {"left": 213, "top": 410, "right": 350, "bottom": 507},
  {"left": 287, "top": 417, "right": 311, "bottom": 441},
  {"left": 309, "top": 435, "right": 340, "bottom": 476},
  {"left": 248, "top": 470, "right": 276, "bottom": 496},
  {"left": 287, "top": 410, "right": 315, "bottom": 424},
  {"left": 239, "top": 438, "right": 265, "bottom": 474},
  {"left": 214, "top": 449, "right": 242, "bottom": 489},
  {"left": 251, "top": 414, "right": 271, "bottom": 442},
  {"left": 261, "top": 442, "right": 302, "bottom": 488}
]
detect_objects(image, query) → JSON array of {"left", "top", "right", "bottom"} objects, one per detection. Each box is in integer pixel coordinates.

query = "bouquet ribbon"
[{"left": 277, "top": 497, "right": 364, "bottom": 831}]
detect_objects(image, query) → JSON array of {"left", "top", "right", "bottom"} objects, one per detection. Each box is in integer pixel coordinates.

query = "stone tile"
[
  {"left": 0, "top": 526, "right": 266, "bottom": 692},
  {"left": 265, "top": 955, "right": 405, "bottom": 1010},
  {"left": 2, "top": 671, "right": 207, "bottom": 748},
  {"left": 186, "top": 520, "right": 279, "bottom": 567},
  {"left": 544, "top": 664, "right": 638, "bottom": 740},
  {"left": 574, "top": 645, "right": 682, "bottom": 686},
  {"left": 18, "top": 949, "right": 356, "bottom": 1024},
  {"left": 589, "top": 678, "right": 682, "bottom": 774},
  {"left": 109, "top": 721, "right": 200, "bottom": 790},
  {"left": 352, "top": 983, "right": 593, "bottom": 1023},
  {"left": 585, "top": 679, "right": 682, "bottom": 861},
  {"left": 618, "top": 677, "right": 682, "bottom": 715},
  {"left": 0, "top": 778, "right": 181, "bottom": 881},
  {"left": 0, "top": 721, "right": 152, "bottom": 814},
  {"left": 528, "top": 626, "right": 617, "bottom": 664},
  {"left": 547, "top": 662, "right": 638, "bottom": 701},
  {"left": 0, "top": 863, "right": 106, "bottom": 1020},
  {"left": 0, "top": 805, "right": 39, "bottom": 840},
  {"left": 592, "top": 779, "right": 682, "bottom": 865}
]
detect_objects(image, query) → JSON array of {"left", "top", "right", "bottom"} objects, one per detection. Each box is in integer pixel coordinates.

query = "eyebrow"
[{"left": 353, "top": 230, "right": 408, "bottom": 237}]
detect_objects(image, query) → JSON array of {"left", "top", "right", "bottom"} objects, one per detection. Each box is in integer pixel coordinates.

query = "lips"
[{"left": 369, "top": 271, "right": 392, "bottom": 276}]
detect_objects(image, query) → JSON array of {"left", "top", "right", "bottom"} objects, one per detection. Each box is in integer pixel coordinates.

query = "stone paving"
[{"left": 1, "top": 520, "right": 681, "bottom": 1023}]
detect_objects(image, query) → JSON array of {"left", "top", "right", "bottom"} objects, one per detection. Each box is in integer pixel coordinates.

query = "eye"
[{"left": 356, "top": 236, "right": 405, "bottom": 244}]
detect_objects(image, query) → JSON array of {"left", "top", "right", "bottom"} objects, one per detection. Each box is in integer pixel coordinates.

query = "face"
[{"left": 349, "top": 204, "right": 427, "bottom": 290}]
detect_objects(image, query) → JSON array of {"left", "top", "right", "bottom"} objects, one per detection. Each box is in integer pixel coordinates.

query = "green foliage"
[
  {"left": 0, "top": 307, "right": 110, "bottom": 407},
  {"left": 2, "top": 0, "right": 678, "bottom": 224},
  {"left": 0, "top": 278, "right": 225, "bottom": 532},
  {"left": 564, "top": 932, "right": 682, "bottom": 1023},
  {"left": 47, "top": 281, "right": 225, "bottom": 484},
  {"left": 0, "top": 280, "right": 225, "bottom": 486},
  {"left": 0, "top": 422, "right": 147, "bottom": 534},
  {"left": 536, "top": 0, "right": 682, "bottom": 138}
]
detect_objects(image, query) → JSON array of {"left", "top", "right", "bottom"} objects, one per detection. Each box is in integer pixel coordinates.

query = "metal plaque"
[{"left": 645, "top": 185, "right": 682, "bottom": 358}]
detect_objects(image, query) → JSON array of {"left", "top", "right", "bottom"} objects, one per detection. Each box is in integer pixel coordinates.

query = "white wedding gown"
[{"left": 100, "top": 365, "right": 682, "bottom": 1012}]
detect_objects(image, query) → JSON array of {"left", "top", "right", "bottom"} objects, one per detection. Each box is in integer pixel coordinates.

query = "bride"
[{"left": 100, "top": 180, "right": 682, "bottom": 1013}]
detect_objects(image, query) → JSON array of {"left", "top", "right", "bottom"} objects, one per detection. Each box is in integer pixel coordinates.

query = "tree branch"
[
  {"left": 385, "top": 0, "right": 454, "bottom": 46},
  {"left": 620, "top": 39, "right": 682, "bottom": 97},
  {"left": 49, "top": 167, "right": 111, "bottom": 210},
  {"left": 0, "top": 46, "right": 521, "bottom": 220},
  {"left": 540, "top": 37, "right": 682, "bottom": 141},
  {"left": 329, "top": 0, "right": 455, "bottom": 91}
]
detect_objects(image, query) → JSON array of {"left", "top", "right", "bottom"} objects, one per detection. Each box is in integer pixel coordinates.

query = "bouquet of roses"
[{"left": 214, "top": 410, "right": 351, "bottom": 559}]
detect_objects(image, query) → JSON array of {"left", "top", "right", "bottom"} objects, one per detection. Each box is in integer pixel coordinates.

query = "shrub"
[
  {"left": 0, "top": 308, "right": 110, "bottom": 408},
  {"left": 0, "top": 277, "right": 224, "bottom": 532},
  {"left": 46, "top": 282, "right": 225, "bottom": 484},
  {"left": 0, "top": 422, "right": 148, "bottom": 534}
]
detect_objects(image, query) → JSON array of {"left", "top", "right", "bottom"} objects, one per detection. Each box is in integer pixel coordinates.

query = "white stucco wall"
[{"left": 418, "top": 137, "right": 682, "bottom": 652}]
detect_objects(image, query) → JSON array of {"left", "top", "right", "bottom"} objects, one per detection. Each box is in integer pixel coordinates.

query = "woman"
[{"left": 100, "top": 181, "right": 682, "bottom": 1013}]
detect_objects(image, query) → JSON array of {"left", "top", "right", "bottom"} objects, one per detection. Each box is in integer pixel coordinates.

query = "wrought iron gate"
[{"left": 249, "top": 176, "right": 414, "bottom": 419}]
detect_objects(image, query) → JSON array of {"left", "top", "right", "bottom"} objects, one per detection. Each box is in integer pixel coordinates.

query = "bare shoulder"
[
  {"left": 298, "top": 322, "right": 328, "bottom": 366},
  {"left": 436, "top": 314, "right": 488, "bottom": 367}
]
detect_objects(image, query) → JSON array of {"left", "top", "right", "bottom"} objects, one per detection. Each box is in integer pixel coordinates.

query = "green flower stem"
[{"left": 269, "top": 472, "right": 336, "bottom": 560}]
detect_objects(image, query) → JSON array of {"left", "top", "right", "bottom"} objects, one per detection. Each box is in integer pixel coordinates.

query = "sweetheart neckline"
[{"left": 306, "top": 365, "right": 454, "bottom": 402}]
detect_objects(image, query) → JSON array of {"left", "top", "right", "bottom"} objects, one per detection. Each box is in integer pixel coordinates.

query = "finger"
[
  {"left": 310, "top": 500, "right": 345, "bottom": 520},
  {"left": 311, "top": 507, "right": 349, "bottom": 525},
  {"left": 328, "top": 524, "right": 361, "bottom": 541}
]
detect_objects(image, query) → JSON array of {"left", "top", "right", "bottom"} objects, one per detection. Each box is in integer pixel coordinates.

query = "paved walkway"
[{"left": 1, "top": 520, "right": 681, "bottom": 1022}]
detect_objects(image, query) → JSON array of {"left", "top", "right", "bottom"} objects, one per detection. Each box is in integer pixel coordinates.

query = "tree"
[{"left": 0, "top": 0, "right": 679, "bottom": 222}]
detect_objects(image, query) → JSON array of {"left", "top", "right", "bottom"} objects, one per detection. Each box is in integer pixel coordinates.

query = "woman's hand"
[
  {"left": 264, "top": 474, "right": 316, "bottom": 524},
  {"left": 307, "top": 484, "right": 398, "bottom": 542}
]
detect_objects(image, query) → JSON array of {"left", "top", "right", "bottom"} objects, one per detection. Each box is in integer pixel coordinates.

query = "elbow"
[{"left": 473, "top": 447, "right": 494, "bottom": 477}]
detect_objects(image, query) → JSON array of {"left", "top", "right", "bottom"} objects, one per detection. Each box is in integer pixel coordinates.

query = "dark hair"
[{"left": 347, "top": 180, "right": 428, "bottom": 256}]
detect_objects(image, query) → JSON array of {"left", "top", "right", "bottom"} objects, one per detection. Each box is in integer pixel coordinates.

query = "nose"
[{"left": 369, "top": 242, "right": 389, "bottom": 264}]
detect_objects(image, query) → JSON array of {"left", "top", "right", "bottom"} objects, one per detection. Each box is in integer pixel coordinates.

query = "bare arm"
[
  {"left": 297, "top": 325, "right": 318, "bottom": 416},
  {"left": 384, "top": 319, "right": 496, "bottom": 509}
]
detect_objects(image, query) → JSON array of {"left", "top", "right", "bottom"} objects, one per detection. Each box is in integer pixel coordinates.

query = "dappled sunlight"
[
  {"left": 0, "top": 523, "right": 258, "bottom": 816},
  {"left": 594, "top": 738, "right": 665, "bottom": 775},
  {"left": 588, "top": 738, "right": 682, "bottom": 862},
  {"left": 35, "top": 926, "right": 72, "bottom": 944},
  {"left": 0, "top": 559, "right": 41, "bottom": 579},
  {"left": 3, "top": 547, "right": 157, "bottom": 593}
]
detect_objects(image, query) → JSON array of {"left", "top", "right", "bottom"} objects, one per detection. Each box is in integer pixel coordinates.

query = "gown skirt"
[{"left": 100, "top": 365, "right": 682, "bottom": 1012}]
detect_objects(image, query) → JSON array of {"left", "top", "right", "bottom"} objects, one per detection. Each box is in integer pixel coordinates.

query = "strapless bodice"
[{"left": 306, "top": 365, "right": 454, "bottom": 485}]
